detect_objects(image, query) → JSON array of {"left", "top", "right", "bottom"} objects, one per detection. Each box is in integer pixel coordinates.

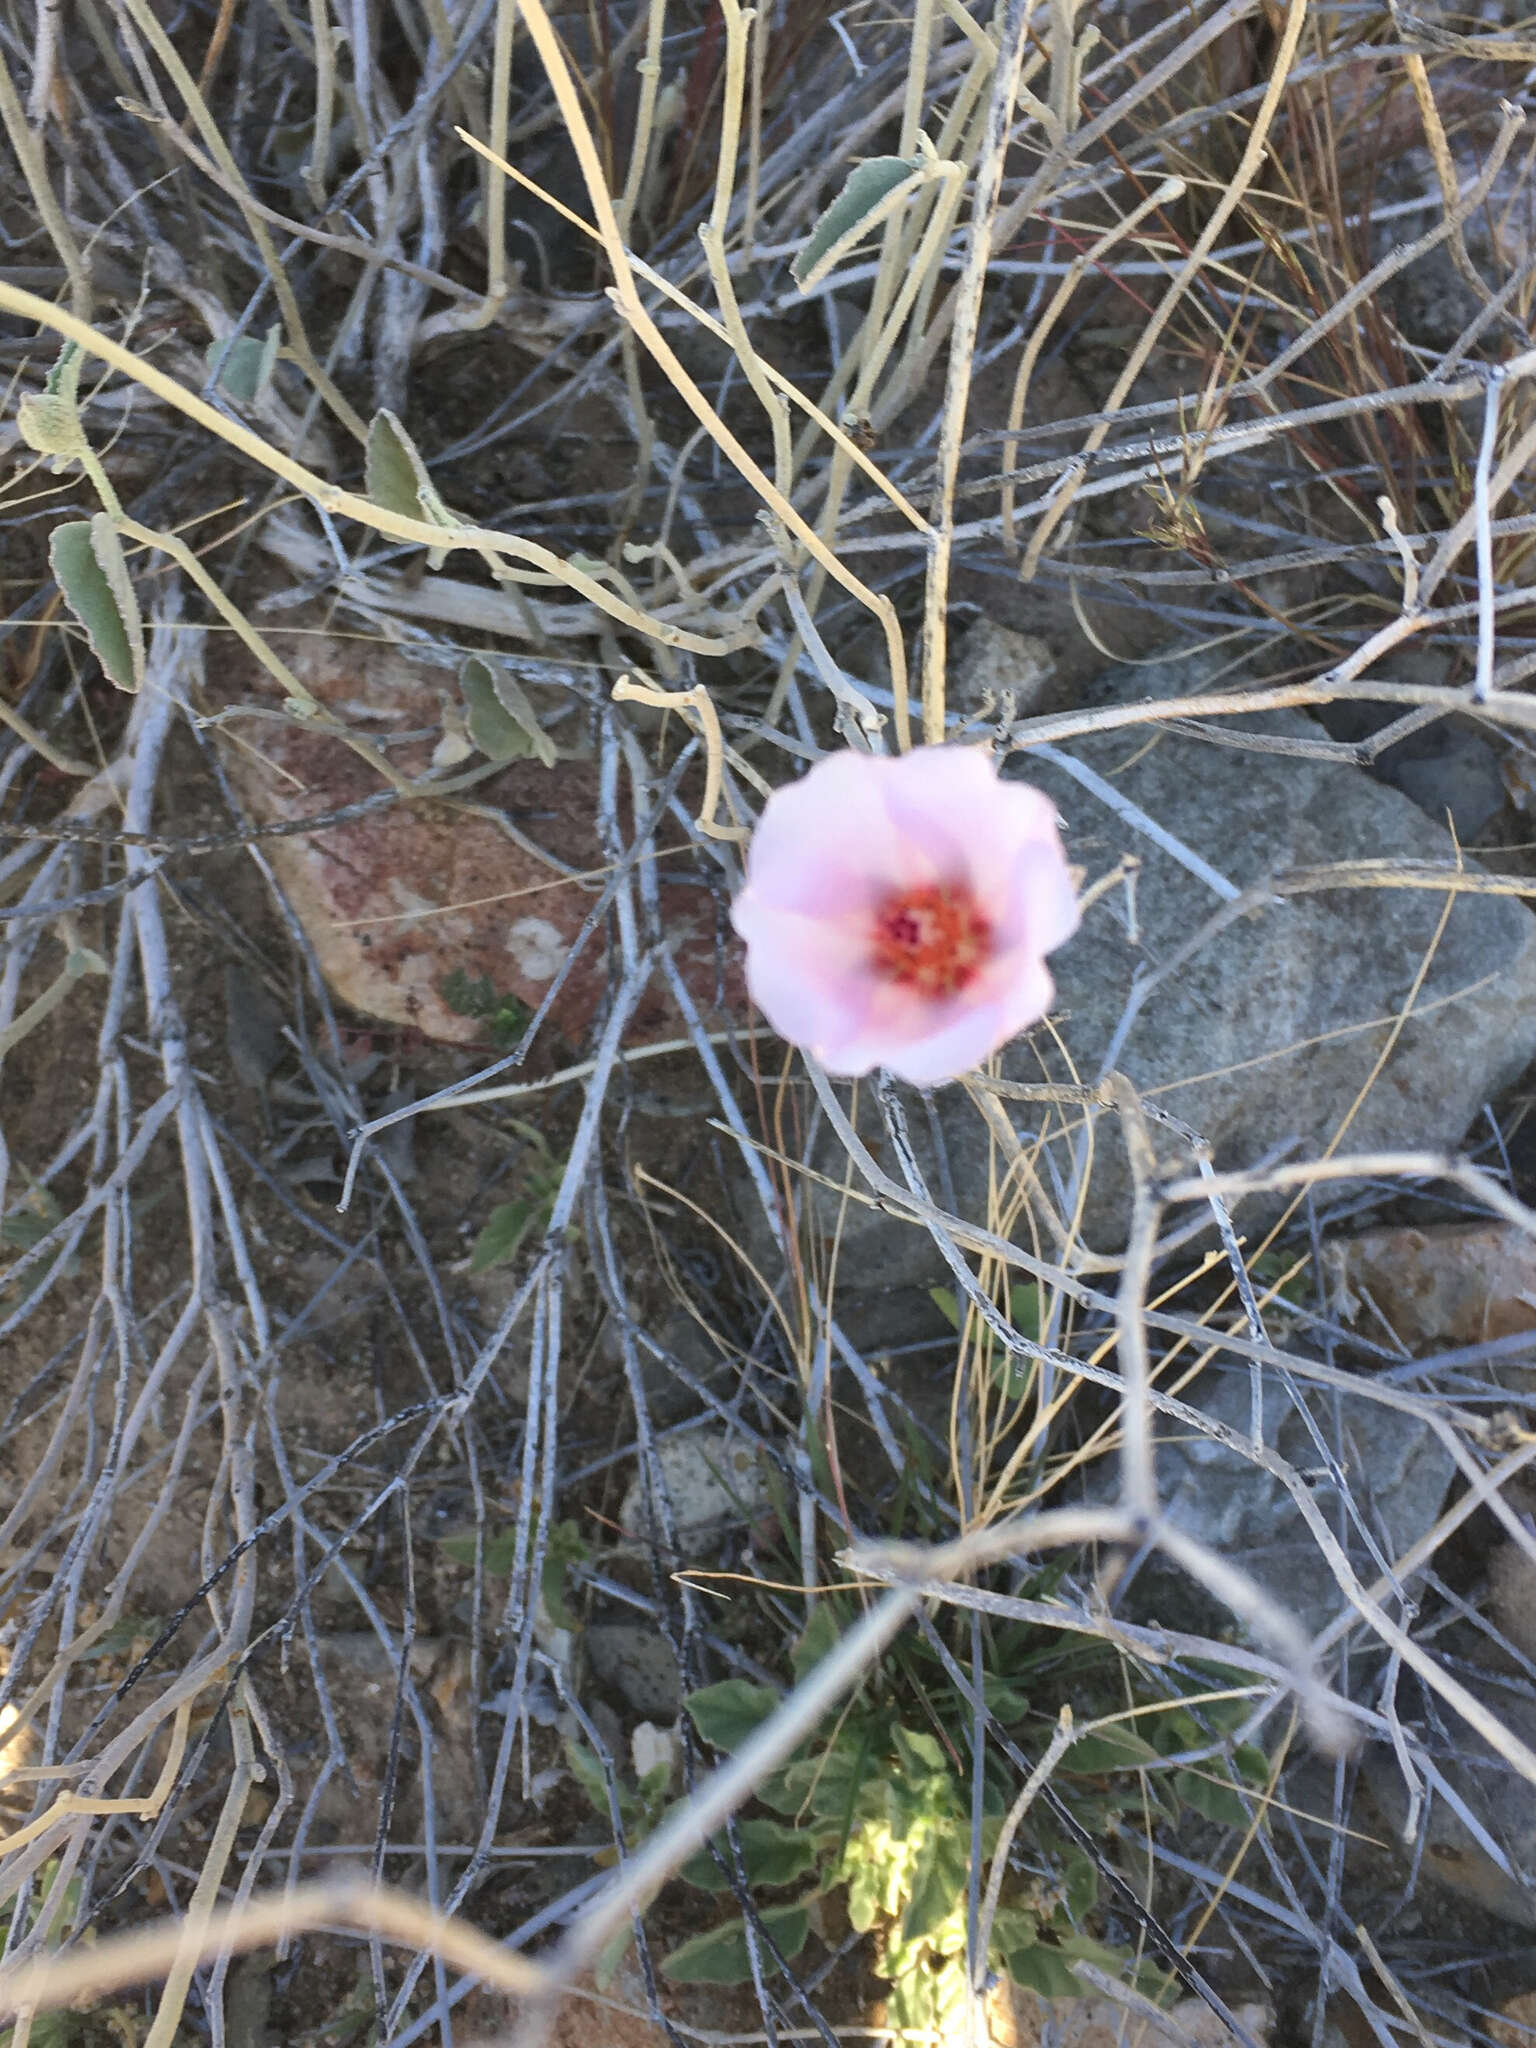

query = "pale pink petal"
[
  {"left": 731, "top": 743, "right": 1080, "bottom": 1088},
  {"left": 809, "top": 975, "right": 930, "bottom": 1076},
  {"left": 733, "top": 901, "right": 874, "bottom": 1046},
  {"left": 992, "top": 952, "right": 1057, "bottom": 1040},
  {"left": 742, "top": 751, "right": 904, "bottom": 914},
  {"left": 963, "top": 783, "right": 1070, "bottom": 923},
  {"left": 890, "top": 766, "right": 1073, "bottom": 928},
  {"left": 994, "top": 840, "right": 1081, "bottom": 958},
  {"left": 875, "top": 995, "right": 1013, "bottom": 1087},
  {"left": 829, "top": 955, "right": 1054, "bottom": 1084},
  {"left": 819, "top": 966, "right": 937, "bottom": 1064},
  {"left": 879, "top": 745, "right": 1002, "bottom": 883},
  {"left": 819, "top": 966, "right": 987, "bottom": 1081},
  {"left": 994, "top": 775, "right": 1067, "bottom": 848}
]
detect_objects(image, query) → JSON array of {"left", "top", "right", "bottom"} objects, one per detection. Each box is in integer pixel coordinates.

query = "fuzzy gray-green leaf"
[
  {"left": 792, "top": 156, "right": 921, "bottom": 290},
  {"left": 365, "top": 410, "right": 458, "bottom": 562},
  {"left": 680, "top": 1817, "right": 819, "bottom": 1893},
  {"left": 206, "top": 327, "right": 281, "bottom": 402},
  {"left": 459, "top": 656, "right": 554, "bottom": 766},
  {"left": 50, "top": 515, "right": 144, "bottom": 692},
  {"left": 18, "top": 341, "right": 87, "bottom": 463}
]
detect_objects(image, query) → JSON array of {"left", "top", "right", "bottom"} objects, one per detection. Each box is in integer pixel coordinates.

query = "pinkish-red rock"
[{"left": 206, "top": 624, "right": 744, "bottom": 1055}]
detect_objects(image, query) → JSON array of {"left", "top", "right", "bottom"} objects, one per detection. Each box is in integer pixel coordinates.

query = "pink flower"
[{"left": 730, "top": 744, "right": 1079, "bottom": 1086}]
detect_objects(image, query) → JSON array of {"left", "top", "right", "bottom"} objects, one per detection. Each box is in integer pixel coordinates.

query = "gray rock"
[
  {"left": 224, "top": 964, "right": 288, "bottom": 1095},
  {"left": 949, "top": 618, "right": 1055, "bottom": 719},
  {"left": 1364, "top": 1663, "right": 1536, "bottom": 1930},
  {"left": 618, "top": 1429, "right": 769, "bottom": 1547},
  {"left": 1126, "top": 1370, "right": 1455, "bottom": 1640},
  {"left": 1381, "top": 724, "right": 1506, "bottom": 841},
  {"left": 621, "top": 1308, "right": 739, "bottom": 1428},
  {"left": 801, "top": 651, "right": 1536, "bottom": 1275},
  {"left": 1373, "top": 139, "right": 1532, "bottom": 355},
  {"left": 582, "top": 1623, "right": 684, "bottom": 1721}
]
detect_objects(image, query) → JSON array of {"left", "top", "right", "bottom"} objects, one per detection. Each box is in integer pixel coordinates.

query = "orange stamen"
[{"left": 870, "top": 882, "right": 992, "bottom": 998}]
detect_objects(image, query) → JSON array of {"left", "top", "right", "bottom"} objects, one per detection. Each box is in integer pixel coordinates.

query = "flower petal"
[
  {"left": 879, "top": 995, "right": 1013, "bottom": 1087},
  {"left": 879, "top": 744, "right": 1002, "bottom": 883},
  {"left": 992, "top": 952, "right": 1057, "bottom": 1041},
  {"left": 742, "top": 751, "right": 904, "bottom": 913},
  {"left": 995, "top": 839, "right": 1082, "bottom": 958},
  {"left": 734, "top": 900, "right": 874, "bottom": 1046},
  {"left": 731, "top": 743, "right": 1080, "bottom": 1085}
]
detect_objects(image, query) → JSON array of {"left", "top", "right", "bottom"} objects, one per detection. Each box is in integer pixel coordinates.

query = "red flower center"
[{"left": 870, "top": 882, "right": 992, "bottom": 998}]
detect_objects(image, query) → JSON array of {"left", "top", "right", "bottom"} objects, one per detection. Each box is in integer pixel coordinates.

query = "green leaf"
[
  {"left": 1063, "top": 1726, "right": 1162, "bottom": 1774},
  {"left": 686, "top": 1679, "right": 780, "bottom": 1753},
  {"left": 754, "top": 1770, "right": 801, "bottom": 1816},
  {"left": 564, "top": 1736, "right": 612, "bottom": 1817},
  {"left": 891, "top": 1725, "right": 947, "bottom": 1778},
  {"left": 440, "top": 968, "right": 498, "bottom": 1018},
  {"left": 983, "top": 1679, "right": 1028, "bottom": 1724},
  {"left": 50, "top": 515, "right": 144, "bottom": 692},
  {"left": 17, "top": 392, "right": 87, "bottom": 462},
  {"left": 791, "top": 1603, "right": 840, "bottom": 1682},
  {"left": 365, "top": 409, "right": 458, "bottom": 564},
  {"left": 1062, "top": 1848, "right": 1098, "bottom": 1921},
  {"left": 887, "top": 1951, "right": 970, "bottom": 2035},
  {"left": 638, "top": 1760, "right": 673, "bottom": 1808},
  {"left": 17, "top": 342, "right": 86, "bottom": 463},
  {"left": 593, "top": 1922, "right": 636, "bottom": 1993},
  {"left": 438, "top": 968, "right": 529, "bottom": 1048},
  {"left": 70, "top": 1614, "right": 165, "bottom": 1663},
  {"left": 1188, "top": 1656, "right": 1264, "bottom": 1692},
  {"left": 1, "top": 1212, "right": 49, "bottom": 1253},
  {"left": 457, "top": 661, "right": 516, "bottom": 762},
  {"left": 1191, "top": 1693, "right": 1254, "bottom": 1735},
  {"left": 988, "top": 1907, "right": 1037, "bottom": 1962},
  {"left": 46, "top": 339, "right": 82, "bottom": 398},
  {"left": 736, "top": 1820, "right": 820, "bottom": 1888},
  {"left": 680, "top": 1817, "right": 819, "bottom": 1892},
  {"left": 845, "top": 1849, "right": 884, "bottom": 1933},
  {"left": 1174, "top": 1768, "right": 1252, "bottom": 1830},
  {"left": 540, "top": 1518, "right": 589, "bottom": 1629},
  {"left": 1, "top": 2011, "right": 76, "bottom": 2048},
  {"left": 662, "top": 1903, "right": 809, "bottom": 1984},
  {"left": 1009, "top": 1282, "right": 1041, "bottom": 1336},
  {"left": 929, "top": 1285, "right": 960, "bottom": 1330},
  {"left": 2, "top": 1188, "right": 62, "bottom": 1252},
  {"left": 821, "top": 1723, "right": 882, "bottom": 1829},
  {"left": 1249, "top": 1251, "right": 1310, "bottom": 1307},
  {"left": 792, "top": 155, "right": 923, "bottom": 290},
  {"left": 764, "top": 1725, "right": 877, "bottom": 1827},
  {"left": 1006, "top": 1942, "right": 1083, "bottom": 2000},
  {"left": 459, "top": 655, "right": 557, "bottom": 768},
  {"left": 365, "top": 407, "right": 440, "bottom": 518},
  {"left": 470, "top": 1199, "right": 537, "bottom": 1273},
  {"left": 484, "top": 998, "right": 532, "bottom": 1050},
  {"left": 206, "top": 326, "right": 280, "bottom": 402},
  {"left": 902, "top": 1825, "right": 969, "bottom": 1944},
  {"left": 458, "top": 655, "right": 554, "bottom": 766},
  {"left": 1235, "top": 1742, "right": 1270, "bottom": 1785},
  {"left": 435, "top": 1527, "right": 519, "bottom": 1574},
  {"left": 1153, "top": 1710, "right": 1200, "bottom": 1757},
  {"left": 1056, "top": 1932, "right": 1130, "bottom": 1970}
]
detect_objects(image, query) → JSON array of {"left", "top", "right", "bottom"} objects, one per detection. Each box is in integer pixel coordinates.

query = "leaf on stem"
[{"left": 49, "top": 515, "right": 144, "bottom": 692}]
